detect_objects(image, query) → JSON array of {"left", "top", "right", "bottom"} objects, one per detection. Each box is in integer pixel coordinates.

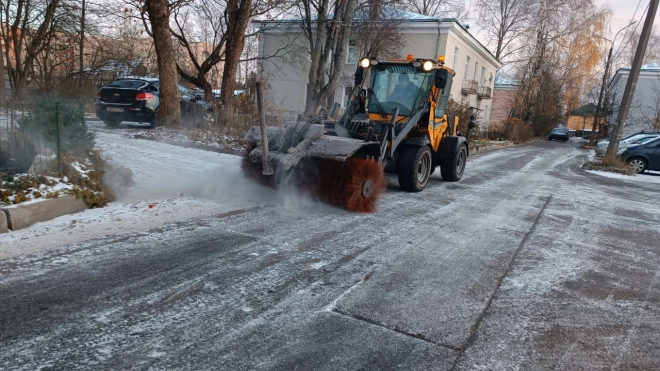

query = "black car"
[
  {"left": 94, "top": 78, "right": 213, "bottom": 128},
  {"left": 621, "top": 136, "right": 660, "bottom": 173},
  {"left": 548, "top": 127, "right": 570, "bottom": 141}
]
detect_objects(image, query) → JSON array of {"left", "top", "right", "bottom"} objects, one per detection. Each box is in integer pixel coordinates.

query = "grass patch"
[{"left": 582, "top": 157, "right": 635, "bottom": 176}]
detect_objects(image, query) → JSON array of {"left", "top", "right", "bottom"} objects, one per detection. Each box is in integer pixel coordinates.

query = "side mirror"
[
  {"left": 354, "top": 66, "right": 364, "bottom": 86},
  {"left": 435, "top": 69, "right": 448, "bottom": 89}
]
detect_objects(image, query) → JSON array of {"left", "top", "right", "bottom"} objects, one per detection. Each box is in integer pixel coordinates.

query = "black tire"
[
  {"left": 103, "top": 120, "right": 120, "bottom": 128},
  {"left": 440, "top": 144, "right": 467, "bottom": 181},
  {"left": 397, "top": 145, "right": 432, "bottom": 192},
  {"left": 148, "top": 110, "right": 158, "bottom": 128},
  {"left": 627, "top": 157, "right": 647, "bottom": 174}
]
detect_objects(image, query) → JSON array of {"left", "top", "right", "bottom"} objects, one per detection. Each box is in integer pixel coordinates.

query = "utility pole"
[
  {"left": 590, "top": 21, "right": 637, "bottom": 146},
  {"left": 605, "top": 0, "right": 660, "bottom": 160},
  {"left": 590, "top": 47, "right": 613, "bottom": 146}
]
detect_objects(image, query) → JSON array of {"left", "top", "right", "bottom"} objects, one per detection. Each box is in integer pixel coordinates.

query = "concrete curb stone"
[
  {"left": 0, "top": 195, "right": 88, "bottom": 232},
  {"left": 0, "top": 210, "right": 7, "bottom": 233}
]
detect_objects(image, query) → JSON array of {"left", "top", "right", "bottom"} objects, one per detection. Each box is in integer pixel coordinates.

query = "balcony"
[
  {"left": 477, "top": 86, "right": 492, "bottom": 99},
  {"left": 461, "top": 79, "right": 479, "bottom": 95}
]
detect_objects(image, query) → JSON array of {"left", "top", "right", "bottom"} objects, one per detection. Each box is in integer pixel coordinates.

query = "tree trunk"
[
  {"left": 302, "top": 0, "right": 358, "bottom": 118},
  {"left": 79, "top": 0, "right": 86, "bottom": 92},
  {"left": 219, "top": 0, "right": 253, "bottom": 128},
  {"left": 145, "top": 0, "right": 181, "bottom": 127}
]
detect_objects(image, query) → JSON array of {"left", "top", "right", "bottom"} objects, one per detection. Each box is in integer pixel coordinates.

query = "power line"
[{"left": 613, "top": 0, "right": 651, "bottom": 62}]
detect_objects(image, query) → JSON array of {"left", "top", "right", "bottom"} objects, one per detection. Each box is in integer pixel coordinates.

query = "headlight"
[
  {"left": 360, "top": 58, "right": 370, "bottom": 68},
  {"left": 423, "top": 61, "right": 434, "bottom": 71}
]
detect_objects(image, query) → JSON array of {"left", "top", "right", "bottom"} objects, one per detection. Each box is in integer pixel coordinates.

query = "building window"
[
  {"left": 343, "top": 86, "right": 352, "bottom": 108},
  {"left": 465, "top": 56, "right": 470, "bottom": 80},
  {"left": 480, "top": 67, "right": 486, "bottom": 85},
  {"left": 474, "top": 62, "right": 478, "bottom": 80},
  {"left": 453, "top": 47, "right": 459, "bottom": 70},
  {"left": 346, "top": 41, "right": 357, "bottom": 65}
]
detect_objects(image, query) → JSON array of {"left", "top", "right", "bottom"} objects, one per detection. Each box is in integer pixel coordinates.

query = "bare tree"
[
  {"left": 352, "top": 2, "right": 405, "bottom": 59},
  {"left": 299, "top": 0, "right": 358, "bottom": 117},
  {"left": 397, "top": 0, "right": 468, "bottom": 19},
  {"left": 0, "top": 0, "right": 62, "bottom": 98},
  {"left": 475, "top": 0, "right": 534, "bottom": 62},
  {"left": 143, "top": 0, "right": 181, "bottom": 127},
  {"left": 618, "top": 28, "right": 660, "bottom": 67}
]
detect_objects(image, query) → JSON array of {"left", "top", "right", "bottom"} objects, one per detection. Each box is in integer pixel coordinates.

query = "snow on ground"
[
  {"left": 586, "top": 169, "right": 660, "bottom": 184},
  {"left": 0, "top": 126, "right": 284, "bottom": 260},
  {"left": 86, "top": 120, "right": 244, "bottom": 152}
]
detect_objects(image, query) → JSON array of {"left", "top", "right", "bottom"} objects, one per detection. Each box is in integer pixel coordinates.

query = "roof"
[
  {"left": 569, "top": 103, "right": 598, "bottom": 116},
  {"left": 618, "top": 62, "right": 660, "bottom": 71},
  {"left": 253, "top": 7, "right": 500, "bottom": 66},
  {"left": 494, "top": 74, "right": 518, "bottom": 87}
]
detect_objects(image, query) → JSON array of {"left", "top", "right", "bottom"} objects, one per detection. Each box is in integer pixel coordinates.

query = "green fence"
[{"left": 0, "top": 98, "right": 90, "bottom": 177}]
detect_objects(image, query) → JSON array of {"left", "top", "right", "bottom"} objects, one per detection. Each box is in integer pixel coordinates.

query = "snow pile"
[{"left": 586, "top": 169, "right": 660, "bottom": 184}]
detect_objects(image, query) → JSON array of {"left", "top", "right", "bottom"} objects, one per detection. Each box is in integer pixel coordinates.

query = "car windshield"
[
  {"left": 551, "top": 128, "right": 565, "bottom": 133},
  {"left": 368, "top": 64, "right": 434, "bottom": 116}
]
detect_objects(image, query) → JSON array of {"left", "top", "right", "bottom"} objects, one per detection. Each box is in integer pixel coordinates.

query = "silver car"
[{"left": 595, "top": 134, "right": 660, "bottom": 157}]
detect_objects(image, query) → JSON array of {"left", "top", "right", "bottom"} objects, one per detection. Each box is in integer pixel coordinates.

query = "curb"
[
  {"left": 0, "top": 210, "right": 7, "bottom": 233},
  {"left": 0, "top": 195, "right": 88, "bottom": 232}
]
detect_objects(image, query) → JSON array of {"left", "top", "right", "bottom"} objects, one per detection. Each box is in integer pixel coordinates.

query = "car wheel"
[
  {"left": 103, "top": 120, "right": 120, "bottom": 128},
  {"left": 148, "top": 109, "right": 158, "bottom": 129},
  {"left": 440, "top": 144, "right": 467, "bottom": 182},
  {"left": 398, "top": 145, "right": 432, "bottom": 192},
  {"left": 627, "top": 157, "right": 647, "bottom": 174}
]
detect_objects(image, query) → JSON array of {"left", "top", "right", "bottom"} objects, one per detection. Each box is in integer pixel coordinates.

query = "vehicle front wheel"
[
  {"left": 627, "top": 157, "right": 647, "bottom": 174},
  {"left": 398, "top": 145, "right": 432, "bottom": 192},
  {"left": 440, "top": 144, "right": 467, "bottom": 181}
]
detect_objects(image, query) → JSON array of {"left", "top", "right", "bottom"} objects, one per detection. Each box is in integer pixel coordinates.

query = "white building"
[
  {"left": 254, "top": 9, "right": 502, "bottom": 126},
  {"left": 608, "top": 63, "right": 660, "bottom": 134}
]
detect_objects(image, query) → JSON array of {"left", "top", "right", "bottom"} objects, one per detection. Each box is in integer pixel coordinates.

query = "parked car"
[
  {"left": 595, "top": 134, "right": 660, "bottom": 157},
  {"left": 94, "top": 78, "right": 213, "bottom": 128},
  {"left": 596, "top": 131, "right": 660, "bottom": 147},
  {"left": 621, "top": 136, "right": 660, "bottom": 173},
  {"left": 548, "top": 127, "right": 570, "bottom": 141}
]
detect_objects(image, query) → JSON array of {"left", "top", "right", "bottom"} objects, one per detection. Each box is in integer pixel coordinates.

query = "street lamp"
[{"left": 589, "top": 21, "right": 637, "bottom": 146}]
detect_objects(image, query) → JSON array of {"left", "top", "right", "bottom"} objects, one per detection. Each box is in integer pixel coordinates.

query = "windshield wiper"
[{"left": 367, "top": 88, "right": 388, "bottom": 118}]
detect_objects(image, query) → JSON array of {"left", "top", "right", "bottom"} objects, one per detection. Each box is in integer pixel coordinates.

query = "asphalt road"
[{"left": 1, "top": 138, "right": 659, "bottom": 370}]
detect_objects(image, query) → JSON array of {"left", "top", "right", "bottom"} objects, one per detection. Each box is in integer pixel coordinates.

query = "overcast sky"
[{"left": 605, "top": 0, "right": 654, "bottom": 40}]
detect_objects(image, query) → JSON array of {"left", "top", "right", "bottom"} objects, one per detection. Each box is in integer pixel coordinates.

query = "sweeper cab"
[{"left": 242, "top": 54, "right": 476, "bottom": 212}]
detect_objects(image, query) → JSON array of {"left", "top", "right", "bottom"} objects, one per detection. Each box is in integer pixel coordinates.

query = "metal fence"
[{"left": 0, "top": 98, "right": 89, "bottom": 177}]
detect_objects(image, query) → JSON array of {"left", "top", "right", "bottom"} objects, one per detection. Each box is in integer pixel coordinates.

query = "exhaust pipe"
[{"left": 256, "top": 81, "right": 273, "bottom": 175}]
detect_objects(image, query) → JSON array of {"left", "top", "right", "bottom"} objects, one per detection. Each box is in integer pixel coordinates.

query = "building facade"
[
  {"left": 254, "top": 10, "right": 502, "bottom": 124},
  {"left": 608, "top": 63, "right": 660, "bottom": 135},
  {"left": 489, "top": 76, "right": 518, "bottom": 130}
]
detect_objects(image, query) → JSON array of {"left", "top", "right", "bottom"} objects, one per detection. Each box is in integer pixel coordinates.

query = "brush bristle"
[{"left": 241, "top": 142, "right": 386, "bottom": 212}]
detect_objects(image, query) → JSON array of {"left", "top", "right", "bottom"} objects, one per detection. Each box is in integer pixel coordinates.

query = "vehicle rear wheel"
[
  {"left": 148, "top": 109, "right": 158, "bottom": 128},
  {"left": 627, "top": 157, "right": 647, "bottom": 173},
  {"left": 103, "top": 120, "right": 120, "bottom": 128},
  {"left": 440, "top": 144, "right": 467, "bottom": 181},
  {"left": 398, "top": 145, "right": 432, "bottom": 192}
]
